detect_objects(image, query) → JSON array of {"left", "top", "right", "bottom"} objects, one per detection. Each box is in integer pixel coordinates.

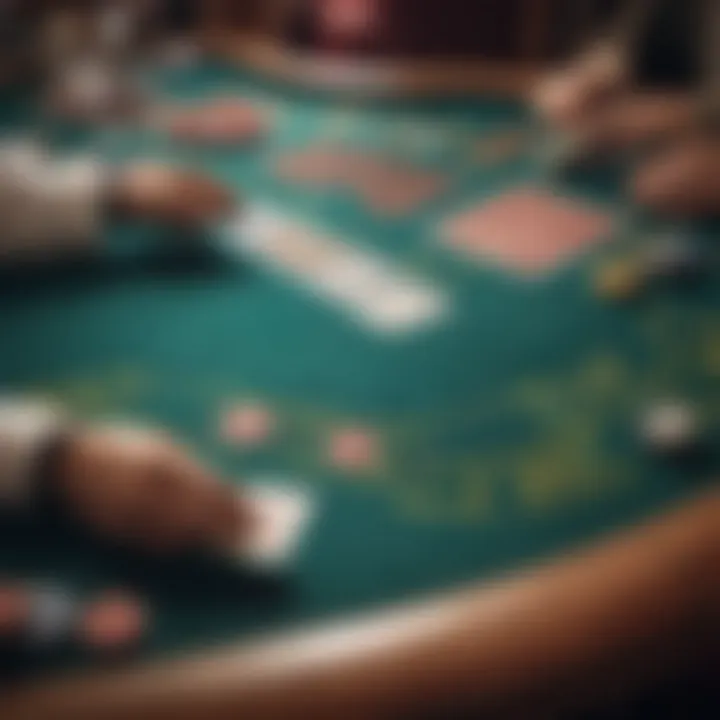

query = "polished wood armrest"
[{"left": 4, "top": 491, "right": 720, "bottom": 720}]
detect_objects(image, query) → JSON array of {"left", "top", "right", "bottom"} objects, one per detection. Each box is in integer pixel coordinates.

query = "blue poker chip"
[{"left": 25, "top": 585, "right": 79, "bottom": 650}]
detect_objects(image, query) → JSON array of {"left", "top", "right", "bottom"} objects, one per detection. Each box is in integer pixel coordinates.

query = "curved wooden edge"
[
  {"left": 4, "top": 490, "right": 720, "bottom": 720},
  {"left": 200, "top": 31, "right": 542, "bottom": 99}
]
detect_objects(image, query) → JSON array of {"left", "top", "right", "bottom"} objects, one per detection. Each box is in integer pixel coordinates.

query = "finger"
[
  {"left": 197, "top": 189, "right": 231, "bottom": 220},
  {"left": 172, "top": 479, "right": 228, "bottom": 550},
  {"left": 201, "top": 484, "right": 249, "bottom": 551},
  {"left": 114, "top": 456, "right": 196, "bottom": 554},
  {"left": 129, "top": 500, "right": 200, "bottom": 555},
  {"left": 151, "top": 468, "right": 220, "bottom": 553},
  {"left": 192, "top": 178, "right": 233, "bottom": 216}
]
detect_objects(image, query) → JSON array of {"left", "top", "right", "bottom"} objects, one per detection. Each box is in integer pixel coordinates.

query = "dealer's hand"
[
  {"left": 112, "top": 162, "right": 234, "bottom": 227},
  {"left": 54, "top": 427, "right": 249, "bottom": 555}
]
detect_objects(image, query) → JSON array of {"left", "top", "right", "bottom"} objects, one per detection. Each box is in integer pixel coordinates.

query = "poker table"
[{"left": 1, "top": 60, "right": 719, "bottom": 717}]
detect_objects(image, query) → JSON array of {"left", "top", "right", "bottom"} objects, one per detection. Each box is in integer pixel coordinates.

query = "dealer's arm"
[
  {"left": 0, "top": 397, "right": 249, "bottom": 555},
  {"left": 0, "top": 141, "right": 232, "bottom": 263}
]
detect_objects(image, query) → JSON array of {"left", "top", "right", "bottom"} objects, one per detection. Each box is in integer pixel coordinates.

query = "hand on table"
[
  {"left": 53, "top": 426, "right": 250, "bottom": 555},
  {"left": 532, "top": 43, "right": 626, "bottom": 130},
  {"left": 112, "top": 162, "right": 235, "bottom": 228}
]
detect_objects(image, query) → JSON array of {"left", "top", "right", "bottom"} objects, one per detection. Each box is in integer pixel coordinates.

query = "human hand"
[
  {"left": 112, "top": 162, "right": 235, "bottom": 227},
  {"left": 54, "top": 426, "right": 249, "bottom": 555}
]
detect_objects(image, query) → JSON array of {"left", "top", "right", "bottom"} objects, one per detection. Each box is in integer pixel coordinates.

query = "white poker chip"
[{"left": 640, "top": 400, "right": 701, "bottom": 453}]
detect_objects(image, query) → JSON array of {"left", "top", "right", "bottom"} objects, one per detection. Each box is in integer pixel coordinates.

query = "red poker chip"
[
  {"left": 220, "top": 402, "right": 276, "bottom": 447},
  {"left": 327, "top": 427, "right": 382, "bottom": 472},
  {"left": 78, "top": 591, "right": 148, "bottom": 652}
]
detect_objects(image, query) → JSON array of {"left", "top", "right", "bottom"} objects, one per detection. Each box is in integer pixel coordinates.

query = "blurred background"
[{"left": 201, "top": 0, "right": 622, "bottom": 62}]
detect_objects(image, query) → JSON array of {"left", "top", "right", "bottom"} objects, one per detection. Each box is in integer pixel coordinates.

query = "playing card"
[
  {"left": 234, "top": 483, "right": 317, "bottom": 570},
  {"left": 313, "top": 250, "right": 392, "bottom": 302},
  {"left": 275, "top": 145, "right": 345, "bottom": 184},
  {"left": 440, "top": 188, "right": 613, "bottom": 276},
  {"left": 355, "top": 280, "right": 448, "bottom": 333},
  {"left": 223, "top": 204, "right": 450, "bottom": 336},
  {"left": 223, "top": 205, "right": 277, "bottom": 251}
]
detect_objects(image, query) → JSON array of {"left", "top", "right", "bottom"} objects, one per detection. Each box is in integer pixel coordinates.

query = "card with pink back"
[
  {"left": 358, "top": 162, "right": 447, "bottom": 216},
  {"left": 275, "top": 145, "right": 447, "bottom": 215},
  {"left": 275, "top": 145, "right": 345, "bottom": 183},
  {"left": 441, "top": 187, "right": 614, "bottom": 275}
]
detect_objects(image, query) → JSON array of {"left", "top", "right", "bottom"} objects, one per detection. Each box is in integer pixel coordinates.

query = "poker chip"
[
  {"left": 327, "top": 427, "right": 381, "bottom": 472},
  {"left": 220, "top": 403, "right": 276, "bottom": 447},
  {"left": 640, "top": 400, "right": 702, "bottom": 455},
  {"left": 594, "top": 258, "right": 646, "bottom": 301},
  {"left": 21, "top": 585, "right": 147, "bottom": 653},
  {"left": 78, "top": 591, "right": 147, "bottom": 652},
  {"left": 234, "top": 482, "right": 317, "bottom": 570}
]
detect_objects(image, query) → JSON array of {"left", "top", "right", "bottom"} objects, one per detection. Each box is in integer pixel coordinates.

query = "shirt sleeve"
[
  {"left": 0, "top": 399, "right": 66, "bottom": 508},
  {"left": 0, "top": 142, "right": 108, "bottom": 261}
]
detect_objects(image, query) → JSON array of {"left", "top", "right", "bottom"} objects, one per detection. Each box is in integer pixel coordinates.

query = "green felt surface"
[{"left": 0, "top": 62, "right": 718, "bottom": 674}]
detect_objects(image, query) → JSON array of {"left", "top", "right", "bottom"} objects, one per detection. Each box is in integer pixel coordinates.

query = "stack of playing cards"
[
  {"left": 232, "top": 482, "right": 317, "bottom": 571},
  {"left": 222, "top": 204, "right": 450, "bottom": 336}
]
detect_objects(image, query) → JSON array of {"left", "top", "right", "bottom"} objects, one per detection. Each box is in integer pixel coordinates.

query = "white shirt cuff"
[{"left": 0, "top": 400, "right": 67, "bottom": 507}]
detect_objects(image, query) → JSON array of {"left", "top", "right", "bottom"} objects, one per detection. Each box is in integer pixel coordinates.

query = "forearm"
[
  {"left": 4, "top": 490, "right": 719, "bottom": 720},
  {"left": 0, "top": 143, "right": 110, "bottom": 261}
]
